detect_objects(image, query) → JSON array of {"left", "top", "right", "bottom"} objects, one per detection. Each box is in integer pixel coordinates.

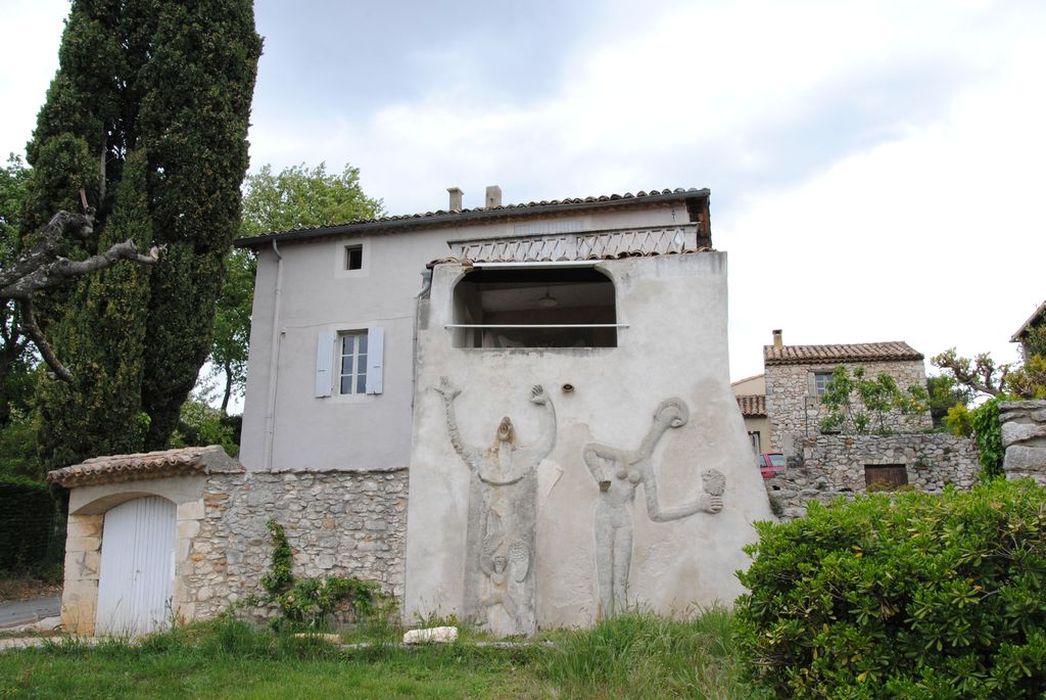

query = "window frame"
[{"left": 337, "top": 330, "right": 369, "bottom": 396}]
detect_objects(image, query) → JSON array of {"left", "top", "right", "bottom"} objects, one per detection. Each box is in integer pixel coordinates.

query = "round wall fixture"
[{"left": 561, "top": 383, "right": 575, "bottom": 393}]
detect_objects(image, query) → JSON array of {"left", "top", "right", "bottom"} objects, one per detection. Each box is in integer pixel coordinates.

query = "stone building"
[
  {"left": 762, "top": 330, "right": 932, "bottom": 455},
  {"left": 1010, "top": 300, "right": 1045, "bottom": 361},
  {"left": 51, "top": 186, "right": 773, "bottom": 635}
]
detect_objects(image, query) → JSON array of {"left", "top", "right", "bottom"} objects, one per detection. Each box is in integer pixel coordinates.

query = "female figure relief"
[
  {"left": 583, "top": 398, "right": 725, "bottom": 618},
  {"left": 434, "top": 377, "right": 556, "bottom": 636}
]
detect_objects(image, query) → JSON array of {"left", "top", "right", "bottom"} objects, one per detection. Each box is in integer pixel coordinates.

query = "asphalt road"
[{"left": 0, "top": 595, "right": 61, "bottom": 628}]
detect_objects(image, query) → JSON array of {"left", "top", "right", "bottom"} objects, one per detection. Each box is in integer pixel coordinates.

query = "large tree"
[
  {"left": 26, "top": 0, "right": 261, "bottom": 468},
  {"left": 207, "top": 163, "right": 382, "bottom": 413}
]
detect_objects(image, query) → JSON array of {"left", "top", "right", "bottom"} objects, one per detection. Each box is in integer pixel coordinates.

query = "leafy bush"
[
  {"left": 971, "top": 398, "right": 1005, "bottom": 479},
  {"left": 819, "top": 366, "right": 928, "bottom": 435},
  {"left": 258, "top": 519, "right": 384, "bottom": 630},
  {"left": 0, "top": 476, "right": 60, "bottom": 572},
  {"left": 736, "top": 480, "right": 1046, "bottom": 698}
]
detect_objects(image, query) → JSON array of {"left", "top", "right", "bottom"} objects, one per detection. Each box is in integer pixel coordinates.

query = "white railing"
[{"left": 450, "top": 225, "right": 700, "bottom": 263}]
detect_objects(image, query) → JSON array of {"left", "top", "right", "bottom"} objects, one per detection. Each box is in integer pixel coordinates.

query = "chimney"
[
  {"left": 772, "top": 329, "right": 783, "bottom": 349},
  {"left": 447, "top": 187, "right": 463, "bottom": 211},
  {"left": 485, "top": 185, "right": 502, "bottom": 208}
]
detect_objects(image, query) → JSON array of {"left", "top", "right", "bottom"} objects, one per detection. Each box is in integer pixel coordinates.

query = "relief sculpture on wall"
[
  {"left": 434, "top": 377, "right": 556, "bottom": 636},
  {"left": 583, "top": 397, "right": 725, "bottom": 618}
]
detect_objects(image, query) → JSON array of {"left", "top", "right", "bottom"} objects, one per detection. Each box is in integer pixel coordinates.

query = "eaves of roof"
[
  {"left": 1010, "top": 300, "right": 1046, "bottom": 342},
  {"left": 47, "top": 445, "right": 242, "bottom": 488},
  {"left": 234, "top": 187, "right": 709, "bottom": 249},
  {"left": 735, "top": 394, "right": 767, "bottom": 417},
  {"left": 764, "top": 341, "right": 924, "bottom": 366}
]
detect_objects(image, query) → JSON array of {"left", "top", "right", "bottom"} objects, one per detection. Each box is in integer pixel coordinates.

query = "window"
[
  {"left": 338, "top": 331, "right": 368, "bottom": 394},
  {"left": 864, "top": 464, "right": 908, "bottom": 491},
  {"left": 344, "top": 244, "right": 363, "bottom": 270},
  {"left": 813, "top": 371, "right": 834, "bottom": 397},
  {"left": 314, "top": 327, "right": 384, "bottom": 398},
  {"left": 450, "top": 266, "right": 618, "bottom": 348},
  {"left": 748, "top": 430, "right": 762, "bottom": 455}
]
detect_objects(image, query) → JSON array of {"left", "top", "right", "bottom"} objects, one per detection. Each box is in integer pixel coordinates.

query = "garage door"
[{"left": 95, "top": 496, "right": 176, "bottom": 636}]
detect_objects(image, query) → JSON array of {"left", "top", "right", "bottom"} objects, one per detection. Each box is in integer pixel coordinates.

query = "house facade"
[{"left": 51, "top": 186, "right": 776, "bottom": 636}]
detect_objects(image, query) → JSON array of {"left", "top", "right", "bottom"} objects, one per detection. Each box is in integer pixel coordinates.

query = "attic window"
[
  {"left": 450, "top": 266, "right": 618, "bottom": 348},
  {"left": 344, "top": 244, "right": 363, "bottom": 270}
]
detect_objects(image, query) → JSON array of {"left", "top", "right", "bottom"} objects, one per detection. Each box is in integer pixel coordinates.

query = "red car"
[{"left": 757, "top": 452, "right": 786, "bottom": 478}]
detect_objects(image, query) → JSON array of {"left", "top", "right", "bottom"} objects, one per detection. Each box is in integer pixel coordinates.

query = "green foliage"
[
  {"left": 260, "top": 520, "right": 382, "bottom": 630},
  {"left": 926, "top": 375, "right": 973, "bottom": 429},
  {"left": 36, "top": 149, "right": 154, "bottom": 470},
  {"left": 735, "top": 480, "right": 1046, "bottom": 699},
  {"left": 0, "top": 476, "right": 59, "bottom": 571},
  {"left": 0, "top": 407, "right": 44, "bottom": 481},
  {"left": 539, "top": 608, "right": 765, "bottom": 699},
  {"left": 819, "top": 365, "right": 929, "bottom": 435},
  {"left": 944, "top": 403, "right": 973, "bottom": 438},
  {"left": 169, "top": 399, "right": 238, "bottom": 457},
  {"left": 970, "top": 398, "right": 1005, "bottom": 480},
  {"left": 239, "top": 163, "right": 384, "bottom": 237},
  {"left": 26, "top": 0, "right": 261, "bottom": 465}
]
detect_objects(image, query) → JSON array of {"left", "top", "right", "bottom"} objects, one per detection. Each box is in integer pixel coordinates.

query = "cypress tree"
[{"left": 26, "top": 0, "right": 260, "bottom": 467}]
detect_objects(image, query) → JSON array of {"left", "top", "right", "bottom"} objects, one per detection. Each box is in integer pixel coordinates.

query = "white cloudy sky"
[{"left": 2, "top": 0, "right": 1044, "bottom": 383}]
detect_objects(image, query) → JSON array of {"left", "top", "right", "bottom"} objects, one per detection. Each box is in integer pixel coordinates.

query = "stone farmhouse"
[
  {"left": 49, "top": 186, "right": 774, "bottom": 636},
  {"left": 732, "top": 331, "right": 979, "bottom": 518}
]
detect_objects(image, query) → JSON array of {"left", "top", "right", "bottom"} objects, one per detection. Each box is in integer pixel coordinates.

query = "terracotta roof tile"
[
  {"left": 764, "top": 341, "right": 923, "bottom": 366},
  {"left": 236, "top": 188, "right": 709, "bottom": 248},
  {"left": 47, "top": 445, "right": 242, "bottom": 488},
  {"left": 736, "top": 394, "right": 766, "bottom": 417}
]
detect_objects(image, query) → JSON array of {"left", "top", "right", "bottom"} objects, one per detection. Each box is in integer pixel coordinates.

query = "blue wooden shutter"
[
  {"left": 315, "top": 330, "right": 335, "bottom": 397},
  {"left": 366, "top": 326, "right": 384, "bottom": 395}
]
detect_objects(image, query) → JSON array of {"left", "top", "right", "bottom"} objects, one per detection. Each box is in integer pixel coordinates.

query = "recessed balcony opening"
[{"left": 451, "top": 267, "right": 617, "bottom": 348}]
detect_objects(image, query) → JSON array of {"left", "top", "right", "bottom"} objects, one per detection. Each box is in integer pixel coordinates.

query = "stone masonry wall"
[
  {"left": 183, "top": 467, "right": 408, "bottom": 622},
  {"left": 766, "top": 359, "right": 931, "bottom": 453},
  {"left": 1000, "top": 400, "right": 1046, "bottom": 486},
  {"left": 764, "top": 433, "right": 978, "bottom": 520}
]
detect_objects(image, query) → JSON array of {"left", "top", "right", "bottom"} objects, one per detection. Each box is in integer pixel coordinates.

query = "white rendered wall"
[
  {"left": 404, "top": 252, "right": 774, "bottom": 629},
  {"left": 239, "top": 204, "right": 691, "bottom": 470}
]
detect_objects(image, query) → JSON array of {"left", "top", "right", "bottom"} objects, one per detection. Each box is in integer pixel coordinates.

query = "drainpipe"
[
  {"left": 263, "top": 239, "right": 284, "bottom": 469},
  {"left": 411, "top": 268, "right": 433, "bottom": 409}
]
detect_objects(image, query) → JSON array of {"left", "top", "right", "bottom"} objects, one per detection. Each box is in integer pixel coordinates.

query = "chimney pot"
[
  {"left": 447, "top": 187, "right": 463, "bottom": 211},
  {"left": 772, "top": 329, "right": 783, "bottom": 349},
  {"left": 485, "top": 185, "right": 502, "bottom": 208}
]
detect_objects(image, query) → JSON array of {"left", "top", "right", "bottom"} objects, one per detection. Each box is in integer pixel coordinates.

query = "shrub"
[
  {"left": 970, "top": 398, "right": 1005, "bottom": 480},
  {"left": 0, "top": 476, "right": 59, "bottom": 571},
  {"left": 735, "top": 480, "right": 1046, "bottom": 698}
]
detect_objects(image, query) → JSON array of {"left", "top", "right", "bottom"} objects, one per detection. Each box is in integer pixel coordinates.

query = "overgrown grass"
[
  {"left": 0, "top": 609, "right": 765, "bottom": 698},
  {"left": 539, "top": 607, "right": 768, "bottom": 699}
]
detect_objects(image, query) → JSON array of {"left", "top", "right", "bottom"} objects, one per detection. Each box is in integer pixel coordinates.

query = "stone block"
[
  {"left": 1003, "top": 445, "right": 1046, "bottom": 471},
  {"left": 403, "top": 626, "right": 458, "bottom": 644},
  {"left": 1002, "top": 421, "right": 1046, "bottom": 447},
  {"left": 65, "top": 536, "right": 101, "bottom": 554},
  {"left": 67, "top": 515, "right": 103, "bottom": 539},
  {"left": 178, "top": 499, "right": 205, "bottom": 521},
  {"left": 177, "top": 519, "right": 201, "bottom": 539}
]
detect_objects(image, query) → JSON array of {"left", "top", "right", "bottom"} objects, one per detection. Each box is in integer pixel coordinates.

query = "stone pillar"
[
  {"left": 173, "top": 498, "right": 206, "bottom": 624},
  {"left": 1000, "top": 400, "right": 1046, "bottom": 486},
  {"left": 60, "top": 513, "right": 103, "bottom": 635}
]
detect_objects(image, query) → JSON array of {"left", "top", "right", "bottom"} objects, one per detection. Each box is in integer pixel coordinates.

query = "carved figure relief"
[
  {"left": 434, "top": 377, "right": 556, "bottom": 636},
  {"left": 582, "top": 398, "right": 725, "bottom": 618}
]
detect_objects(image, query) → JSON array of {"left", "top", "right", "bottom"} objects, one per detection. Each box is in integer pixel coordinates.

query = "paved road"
[{"left": 0, "top": 595, "right": 61, "bottom": 629}]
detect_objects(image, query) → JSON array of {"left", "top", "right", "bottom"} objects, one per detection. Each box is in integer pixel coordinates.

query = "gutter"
[{"left": 263, "top": 239, "right": 284, "bottom": 469}]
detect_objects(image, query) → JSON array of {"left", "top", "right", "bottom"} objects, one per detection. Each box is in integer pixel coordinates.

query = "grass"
[{"left": 0, "top": 609, "right": 768, "bottom": 699}]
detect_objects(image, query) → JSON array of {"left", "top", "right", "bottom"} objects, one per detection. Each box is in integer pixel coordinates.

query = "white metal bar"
[
  {"left": 445, "top": 323, "right": 629, "bottom": 329},
  {"left": 469, "top": 261, "right": 602, "bottom": 269}
]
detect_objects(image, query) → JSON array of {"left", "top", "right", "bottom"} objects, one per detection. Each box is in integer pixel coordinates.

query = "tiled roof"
[
  {"left": 47, "top": 445, "right": 242, "bottom": 488},
  {"left": 764, "top": 341, "right": 923, "bottom": 366},
  {"left": 235, "top": 188, "right": 709, "bottom": 248},
  {"left": 1011, "top": 300, "right": 1046, "bottom": 342},
  {"left": 736, "top": 394, "right": 766, "bottom": 417}
]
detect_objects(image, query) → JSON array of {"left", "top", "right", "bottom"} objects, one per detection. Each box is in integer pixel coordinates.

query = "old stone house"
[
  {"left": 50, "top": 186, "right": 774, "bottom": 636},
  {"left": 1011, "top": 299, "right": 1046, "bottom": 361},
  {"left": 731, "top": 330, "right": 978, "bottom": 518}
]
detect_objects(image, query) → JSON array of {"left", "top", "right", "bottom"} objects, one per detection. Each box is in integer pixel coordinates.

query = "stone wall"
[
  {"left": 1000, "top": 400, "right": 1046, "bottom": 486},
  {"left": 766, "top": 360, "right": 931, "bottom": 454},
  {"left": 183, "top": 466, "right": 408, "bottom": 622},
  {"left": 764, "top": 433, "right": 979, "bottom": 520}
]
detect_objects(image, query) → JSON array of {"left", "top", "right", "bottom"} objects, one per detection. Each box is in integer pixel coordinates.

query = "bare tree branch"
[
  {"left": 19, "top": 300, "right": 72, "bottom": 382},
  {"left": 0, "top": 208, "right": 162, "bottom": 382}
]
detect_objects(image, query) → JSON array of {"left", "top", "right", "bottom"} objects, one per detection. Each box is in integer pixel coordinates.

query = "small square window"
[
  {"left": 338, "top": 331, "right": 368, "bottom": 395},
  {"left": 344, "top": 244, "right": 363, "bottom": 271},
  {"left": 813, "top": 371, "right": 834, "bottom": 397}
]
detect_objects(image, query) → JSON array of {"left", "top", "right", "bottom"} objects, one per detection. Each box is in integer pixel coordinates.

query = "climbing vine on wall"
[{"left": 260, "top": 519, "right": 383, "bottom": 630}]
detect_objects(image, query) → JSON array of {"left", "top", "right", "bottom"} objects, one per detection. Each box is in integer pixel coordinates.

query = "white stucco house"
[{"left": 51, "top": 186, "right": 773, "bottom": 636}]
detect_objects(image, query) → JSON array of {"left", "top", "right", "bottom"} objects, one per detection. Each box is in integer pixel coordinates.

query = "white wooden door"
[{"left": 95, "top": 496, "right": 176, "bottom": 636}]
